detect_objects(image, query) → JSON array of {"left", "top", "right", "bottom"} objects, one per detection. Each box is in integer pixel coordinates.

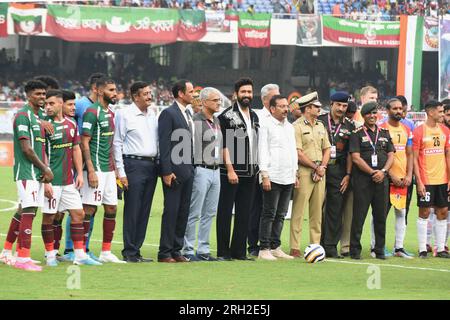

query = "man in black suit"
[
  {"left": 158, "top": 79, "right": 195, "bottom": 263},
  {"left": 216, "top": 77, "right": 259, "bottom": 261}
]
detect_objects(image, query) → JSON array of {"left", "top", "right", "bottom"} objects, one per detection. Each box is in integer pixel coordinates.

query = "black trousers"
[
  {"left": 321, "top": 163, "right": 350, "bottom": 256},
  {"left": 216, "top": 175, "right": 256, "bottom": 258},
  {"left": 121, "top": 158, "right": 158, "bottom": 258},
  {"left": 248, "top": 180, "right": 262, "bottom": 254},
  {"left": 259, "top": 182, "right": 293, "bottom": 250},
  {"left": 158, "top": 174, "right": 194, "bottom": 260},
  {"left": 350, "top": 173, "right": 389, "bottom": 256}
]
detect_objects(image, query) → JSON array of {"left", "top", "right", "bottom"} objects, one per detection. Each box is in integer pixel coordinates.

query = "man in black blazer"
[
  {"left": 216, "top": 77, "right": 259, "bottom": 261},
  {"left": 158, "top": 79, "right": 195, "bottom": 263}
]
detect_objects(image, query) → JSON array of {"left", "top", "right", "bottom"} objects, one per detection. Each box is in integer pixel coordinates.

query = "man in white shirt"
[
  {"left": 113, "top": 81, "right": 158, "bottom": 263},
  {"left": 258, "top": 95, "right": 299, "bottom": 260},
  {"left": 248, "top": 83, "right": 280, "bottom": 257}
]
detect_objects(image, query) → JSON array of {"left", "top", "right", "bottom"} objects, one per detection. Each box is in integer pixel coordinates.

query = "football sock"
[
  {"left": 394, "top": 208, "right": 406, "bottom": 250},
  {"left": 41, "top": 223, "right": 54, "bottom": 254},
  {"left": 85, "top": 215, "right": 95, "bottom": 252},
  {"left": 417, "top": 217, "right": 428, "bottom": 253},
  {"left": 102, "top": 213, "right": 116, "bottom": 252},
  {"left": 446, "top": 214, "right": 450, "bottom": 247},
  {"left": 71, "top": 223, "right": 86, "bottom": 260},
  {"left": 17, "top": 213, "right": 34, "bottom": 259},
  {"left": 435, "top": 219, "right": 447, "bottom": 253},
  {"left": 53, "top": 220, "right": 63, "bottom": 251},
  {"left": 426, "top": 211, "right": 435, "bottom": 246},
  {"left": 4, "top": 213, "right": 21, "bottom": 250},
  {"left": 83, "top": 216, "right": 91, "bottom": 250},
  {"left": 64, "top": 215, "right": 73, "bottom": 252}
]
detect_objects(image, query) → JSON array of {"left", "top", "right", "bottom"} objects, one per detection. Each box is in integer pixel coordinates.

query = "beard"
[
  {"left": 104, "top": 95, "right": 117, "bottom": 105},
  {"left": 237, "top": 96, "right": 252, "bottom": 108},
  {"left": 390, "top": 113, "right": 402, "bottom": 121}
]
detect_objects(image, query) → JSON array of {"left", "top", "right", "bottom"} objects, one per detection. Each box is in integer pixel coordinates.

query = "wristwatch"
[{"left": 381, "top": 168, "right": 387, "bottom": 175}]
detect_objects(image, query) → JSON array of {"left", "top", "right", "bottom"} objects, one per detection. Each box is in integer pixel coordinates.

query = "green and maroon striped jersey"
[
  {"left": 13, "top": 104, "right": 46, "bottom": 181},
  {"left": 82, "top": 102, "right": 115, "bottom": 172},
  {"left": 46, "top": 117, "right": 80, "bottom": 186}
]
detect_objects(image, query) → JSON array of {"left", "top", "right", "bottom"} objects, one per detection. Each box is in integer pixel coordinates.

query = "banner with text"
[
  {"left": 46, "top": 5, "right": 180, "bottom": 44},
  {"left": 297, "top": 15, "right": 322, "bottom": 46},
  {"left": 205, "top": 10, "right": 230, "bottom": 32},
  {"left": 322, "top": 16, "right": 400, "bottom": 48},
  {"left": 0, "top": 3, "right": 7, "bottom": 37},
  {"left": 423, "top": 16, "right": 438, "bottom": 51},
  {"left": 440, "top": 16, "right": 450, "bottom": 100},
  {"left": 179, "top": 9, "right": 206, "bottom": 41},
  {"left": 9, "top": 6, "right": 45, "bottom": 35},
  {"left": 238, "top": 12, "right": 271, "bottom": 48}
]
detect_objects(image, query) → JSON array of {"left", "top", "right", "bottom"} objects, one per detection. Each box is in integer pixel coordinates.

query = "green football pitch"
[{"left": 0, "top": 167, "right": 449, "bottom": 300}]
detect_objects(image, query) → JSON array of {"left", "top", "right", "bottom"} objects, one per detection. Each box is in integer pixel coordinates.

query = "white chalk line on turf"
[
  {"left": 1, "top": 233, "right": 449, "bottom": 272},
  {"left": 325, "top": 259, "right": 450, "bottom": 273},
  {"left": 0, "top": 199, "right": 18, "bottom": 212}
]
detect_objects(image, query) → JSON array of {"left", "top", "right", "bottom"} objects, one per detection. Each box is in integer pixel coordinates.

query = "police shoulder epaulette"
[
  {"left": 380, "top": 127, "right": 389, "bottom": 131},
  {"left": 353, "top": 126, "right": 363, "bottom": 133}
]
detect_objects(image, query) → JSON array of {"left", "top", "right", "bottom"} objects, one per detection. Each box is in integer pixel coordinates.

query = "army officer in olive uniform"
[
  {"left": 318, "top": 92, "right": 355, "bottom": 258},
  {"left": 349, "top": 102, "right": 394, "bottom": 260}
]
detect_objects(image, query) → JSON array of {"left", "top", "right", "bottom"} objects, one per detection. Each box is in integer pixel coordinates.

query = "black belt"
[
  {"left": 196, "top": 164, "right": 220, "bottom": 170},
  {"left": 123, "top": 155, "right": 156, "bottom": 162}
]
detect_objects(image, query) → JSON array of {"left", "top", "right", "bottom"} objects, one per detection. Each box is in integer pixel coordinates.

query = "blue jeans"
[{"left": 183, "top": 167, "right": 220, "bottom": 256}]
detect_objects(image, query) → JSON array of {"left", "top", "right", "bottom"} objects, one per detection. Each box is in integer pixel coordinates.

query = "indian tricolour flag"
[{"left": 396, "top": 16, "right": 424, "bottom": 110}]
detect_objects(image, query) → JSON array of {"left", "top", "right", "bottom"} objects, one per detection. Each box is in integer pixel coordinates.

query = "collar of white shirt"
[
  {"left": 270, "top": 115, "right": 287, "bottom": 126},
  {"left": 176, "top": 100, "right": 187, "bottom": 113},
  {"left": 132, "top": 103, "right": 151, "bottom": 116}
]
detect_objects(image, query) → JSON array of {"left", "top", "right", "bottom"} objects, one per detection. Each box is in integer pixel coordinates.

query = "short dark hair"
[
  {"left": 89, "top": 72, "right": 106, "bottom": 87},
  {"left": 62, "top": 90, "right": 76, "bottom": 102},
  {"left": 34, "top": 75, "right": 60, "bottom": 89},
  {"left": 172, "top": 79, "right": 191, "bottom": 99},
  {"left": 234, "top": 77, "right": 253, "bottom": 93},
  {"left": 442, "top": 98, "right": 450, "bottom": 112},
  {"left": 24, "top": 80, "right": 47, "bottom": 94},
  {"left": 46, "top": 89, "right": 63, "bottom": 99},
  {"left": 395, "top": 95, "right": 408, "bottom": 107},
  {"left": 130, "top": 81, "right": 149, "bottom": 99},
  {"left": 269, "top": 94, "right": 287, "bottom": 108},
  {"left": 385, "top": 98, "right": 402, "bottom": 110},
  {"left": 424, "top": 100, "right": 443, "bottom": 111},
  {"left": 95, "top": 77, "right": 115, "bottom": 89}
]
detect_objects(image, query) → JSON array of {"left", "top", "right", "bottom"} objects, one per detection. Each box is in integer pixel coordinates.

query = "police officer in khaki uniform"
[
  {"left": 349, "top": 102, "right": 394, "bottom": 260},
  {"left": 290, "top": 92, "right": 331, "bottom": 257},
  {"left": 318, "top": 92, "right": 355, "bottom": 258}
]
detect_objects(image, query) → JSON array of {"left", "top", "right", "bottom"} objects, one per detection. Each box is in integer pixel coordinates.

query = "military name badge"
[
  {"left": 371, "top": 154, "right": 378, "bottom": 167},
  {"left": 330, "top": 145, "right": 336, "bottom": 159}
]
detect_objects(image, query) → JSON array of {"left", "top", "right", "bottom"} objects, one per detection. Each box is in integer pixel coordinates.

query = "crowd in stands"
[
  {"left": 319, "top": 0, "right": 448, "bottom": 19},
  {"left": 0, "top": 49, "right": 174, "bottom": 106},
  {"left": 46, "top": 0, "right": 450, "bottom": 16}
]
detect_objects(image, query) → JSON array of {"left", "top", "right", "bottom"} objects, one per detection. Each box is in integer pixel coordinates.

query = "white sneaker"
[
  {"left": 258, "top": 249, "right": 277, "bottom": 261},
  {"left": 98, "top": 251, "right": 126, "bottom": 264},
  {"left": 271, "top": 247, "right": 294, "bottom": 259},
  {"left": 0, "top": 250, "right": 16, "bottom": 266},
  {"left": 14, "top": 252, "right": 41, "bottom": 264}
]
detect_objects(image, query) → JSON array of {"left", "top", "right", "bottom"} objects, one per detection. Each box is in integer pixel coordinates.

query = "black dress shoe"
[
  {"left": 123, "top": 255, "right": 140, "bottom": 263},
  {"left": 217, "top": 256, "right": 233, "bottom": 261},
  {"left": 350, "top": 254, "right": 362, "bottom": 260},
  {"left": 375, "top": 254, "right": 386, "bottom": 260},
  {"left": 233, "top": 256, "right": 255, "bottom": 261},
  {"left": 341, "top": 252, "right": 350, "bottom": 257},
  {"left": 137, "top": 255, "right": 153, "bottom": 262},
  {"left": 326, "top": 254, "right": 344, "bottom": 259}
]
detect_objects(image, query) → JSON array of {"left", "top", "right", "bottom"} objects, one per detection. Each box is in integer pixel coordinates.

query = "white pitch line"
[
  {"left": 325, "top": 258, "right": 450, "bottom": 273},
  {"left": 1, "top": 233, "right": 449, "bottom": 272},
  {"left": 0, "top": 199, "right": 18, "bottom": 212}
]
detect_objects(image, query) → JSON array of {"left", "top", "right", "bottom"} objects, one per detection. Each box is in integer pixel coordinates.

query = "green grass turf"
[{"left": 0, "top": 167, "right": 449, "bottom": 300}]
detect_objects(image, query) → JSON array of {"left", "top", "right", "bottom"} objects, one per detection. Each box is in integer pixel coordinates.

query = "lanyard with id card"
[
  {"left": 206, "top": 119, "right": 219, "bottom": 160},
  {"left": 363, "top": 127, "right": 379, "bottom": 168},
  {"left": 328, "top": 114, "right": 342, "bottom": 159}
]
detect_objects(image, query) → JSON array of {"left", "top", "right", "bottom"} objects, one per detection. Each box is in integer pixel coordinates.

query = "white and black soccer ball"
[{"left": 303, "top": 244, "right": 325, "bottom": 263}]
